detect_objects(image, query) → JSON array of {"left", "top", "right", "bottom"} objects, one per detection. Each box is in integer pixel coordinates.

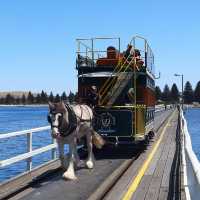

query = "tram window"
[{"left": 147, "top": 77, "right": 155, "bottom": 89}]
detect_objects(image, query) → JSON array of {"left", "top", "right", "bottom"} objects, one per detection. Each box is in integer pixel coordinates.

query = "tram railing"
[
  {"left": 0, "top": 126, "right": 57, "bottom": 172},
  {"left": 76, "top": 37, "right": 121, "bottom": 67},
  {"left": 130, "top": 35, "right": 155, "bottom": 76}
]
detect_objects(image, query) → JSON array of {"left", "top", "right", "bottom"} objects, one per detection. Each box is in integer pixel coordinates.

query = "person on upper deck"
[
  {"left": 124, "top": 44, "right": 133, "bottom": 59},
  {"left": 124, "top": 45, "right": 141, "bottom": 60},
  {"left": 134, "top": 49, "right": 141, "bottom": 58}
]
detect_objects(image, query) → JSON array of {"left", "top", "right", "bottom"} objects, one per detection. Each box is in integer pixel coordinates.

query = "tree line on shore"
[
  {"left": 156, "top": 81, "right": 200, "bottom": 104},
  {"left": 0, "top": 91, "right": 78, "bottom": 105},
  {"left": 0, "top": 80, "right": 199, "bottom": 105}
]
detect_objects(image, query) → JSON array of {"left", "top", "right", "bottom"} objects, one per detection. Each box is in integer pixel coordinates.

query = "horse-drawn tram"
[{"left": 76, "top": 36, "right": 156, "bottom": 145}]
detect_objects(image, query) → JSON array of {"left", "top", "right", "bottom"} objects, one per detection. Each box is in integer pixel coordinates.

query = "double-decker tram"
[{"left": 76, "top": 36, "right": 156, "bottom": 145}]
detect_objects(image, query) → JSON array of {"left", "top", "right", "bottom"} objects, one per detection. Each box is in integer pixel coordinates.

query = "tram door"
[
  {"left": 134, "top": 74, "right": 146, "bottom": 139},
  {"left": 136, "top": 107, "right": 145, "bottom": 136}
]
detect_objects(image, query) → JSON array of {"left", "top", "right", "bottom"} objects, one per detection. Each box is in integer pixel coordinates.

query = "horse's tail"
[{"left": 92, "top": 131, "right": 105, "bottom": 149}]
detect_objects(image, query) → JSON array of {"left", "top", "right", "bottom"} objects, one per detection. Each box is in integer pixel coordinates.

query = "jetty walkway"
[
  {"left": 1, "top": 109, "right": 186, "bottom": 200},
  {"left": 105, "top": 110, "right": 184, "bottom": 200}
]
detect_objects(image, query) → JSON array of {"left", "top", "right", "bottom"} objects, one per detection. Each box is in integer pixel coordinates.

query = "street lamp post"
[{"left": 174, "top": 74, "right": 184, "bottom": 109}]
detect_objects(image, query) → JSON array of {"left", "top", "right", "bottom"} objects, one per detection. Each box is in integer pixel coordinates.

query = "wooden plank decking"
[{"left": 105, "top": 111, "right": 182, "bottom": 200}]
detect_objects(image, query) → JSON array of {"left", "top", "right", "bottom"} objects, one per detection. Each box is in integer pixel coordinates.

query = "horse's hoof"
[
  {"left": 75, "top": 160, "right": 84, "bottom": 169},
  {"left": 86, "top": 160, "right": 94, "bottom": 169},
  {"left": 61, "top": 166, "right": 68, "bottom": 171},
  {"left": 62, "top": 172, "right": 78, "bottom": 180}
]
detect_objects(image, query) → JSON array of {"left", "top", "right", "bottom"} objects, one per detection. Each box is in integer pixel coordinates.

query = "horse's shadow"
[{"left": 78, "top": 143, "right": 148, "bottom": 160}]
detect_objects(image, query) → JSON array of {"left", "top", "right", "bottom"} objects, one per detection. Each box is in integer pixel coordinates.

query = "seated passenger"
[
  {"left": 134, "top": 49, "right": 144, "bottom": 68},
  {"left": 107, "top": 46, "right": 117, "bottom": 59},
  {"left": 134, "top": 49, "right": 141, "bottom": 58},
  {"left": 124, "top": 44, "right": 133, "bottom": 59}
]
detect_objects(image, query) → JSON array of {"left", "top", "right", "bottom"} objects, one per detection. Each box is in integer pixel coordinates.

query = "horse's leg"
[
  {"left": 63, "top": 140, "right": 77, "bottom": 180},
  {"left": 57, "top": 140, "right": 67, "bottom": 170},
  {"left": 73, "top": 137, "right": 81, "bottom": 168},
  {"left": 85, "top": 131, "right": 94, "bottom": 169}
]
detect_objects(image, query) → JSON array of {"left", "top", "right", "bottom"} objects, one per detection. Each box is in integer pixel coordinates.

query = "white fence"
[
  {"left": 0, "top": 126, "right": 57, "bottom": 172},
  {"left": 180, "top": 110, "right": 200, "bottom": 200}
]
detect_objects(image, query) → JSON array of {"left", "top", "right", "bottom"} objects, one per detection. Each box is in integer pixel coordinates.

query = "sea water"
[
  {"left": 0, "top": 106, "right": 54, "bottom": 182},
  {"left": 184, "top": 108, "right": 200, "bottom": 161}
]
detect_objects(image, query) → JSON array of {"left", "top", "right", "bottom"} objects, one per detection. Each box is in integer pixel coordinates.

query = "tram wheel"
[
  {"left": 148, "top": 131, "right": 155, "bottom": 139},
  {"left": 144, "top": 135, "right": 150, "bottom": 145}
]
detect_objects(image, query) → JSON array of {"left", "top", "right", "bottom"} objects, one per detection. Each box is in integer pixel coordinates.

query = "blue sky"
[{"left": 0, "top": 0, "right": 200, "bottom": 95}]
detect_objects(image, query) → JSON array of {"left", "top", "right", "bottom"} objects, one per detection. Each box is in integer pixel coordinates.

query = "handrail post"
[
  {"left": 27, "top": 132, "right": 32, "bottom": 171},
  {"left": 52, "top": 138, "right": 57, "bottom": 160},
  {"left": 91, "top": 38, "right": 94, "bottom": 67},
  {"left": 145, "top": 41, "right": 148, "bottom": 68},
  {"left": 77, "top": 39, "right": 80, "bottom": 53},
  {"left": 118, "top": 37, "right": 121, "bottom": 52},
  {"left": 86, "top": 47, "right": 88, "bottom": 58}
]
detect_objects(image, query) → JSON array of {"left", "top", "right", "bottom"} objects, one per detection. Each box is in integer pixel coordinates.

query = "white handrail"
[
  {"left": 0, "top": 126, "right": 51, "bottom": 139},
  {"left": 180, "top": 109, "right": 200, "bottom": 200},
  {"left": 0, "top": 126, "right": 57, "bottom": 172},
  {"left": 0, "top": 143, "right": 57, "bottom": 168}
]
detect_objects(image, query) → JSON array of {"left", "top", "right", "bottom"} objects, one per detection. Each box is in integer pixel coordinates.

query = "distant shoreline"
[{"left": 0, "top": 104, "right": 48, "bottom": 107}]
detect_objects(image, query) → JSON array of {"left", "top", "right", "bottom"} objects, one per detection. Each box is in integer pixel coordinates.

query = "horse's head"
[{"left": 47, "top": 101, "right": 69, "bottom": 139}]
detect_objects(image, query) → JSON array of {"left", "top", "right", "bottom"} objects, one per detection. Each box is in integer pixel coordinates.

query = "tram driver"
[
  {"left": 127, "top": 87, "right": 135, "bottom": 103},
  {"left": 87, "top": 85, "right": 99, "bottom": 108}
]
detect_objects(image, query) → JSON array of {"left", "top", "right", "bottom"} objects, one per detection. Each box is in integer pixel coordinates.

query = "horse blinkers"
[
  {"left": 47, "top": 113, "right": 64, "bottom": 129},
  {"left": 47, "top": 104, "right": 78, "bottom": 138},
  {"left": 47, "top": 115, "right": 52, "bottom": 124}
]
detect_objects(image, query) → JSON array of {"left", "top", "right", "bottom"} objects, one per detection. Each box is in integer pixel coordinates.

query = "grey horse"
[{"left": 48, "top": 101, "right": 104, "bottom": 180}]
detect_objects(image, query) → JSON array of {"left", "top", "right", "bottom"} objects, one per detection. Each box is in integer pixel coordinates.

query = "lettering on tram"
[{"left": 76, "top": 36, "right": 156, "bottom": 145}]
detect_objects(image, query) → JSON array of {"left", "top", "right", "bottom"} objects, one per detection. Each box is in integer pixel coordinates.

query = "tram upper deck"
[
  {"left": 76, "top": 36, "right": 155, "bottom": 76},
  {"left": 76, "top": 36, "right": 155, "bottom": 107}
]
